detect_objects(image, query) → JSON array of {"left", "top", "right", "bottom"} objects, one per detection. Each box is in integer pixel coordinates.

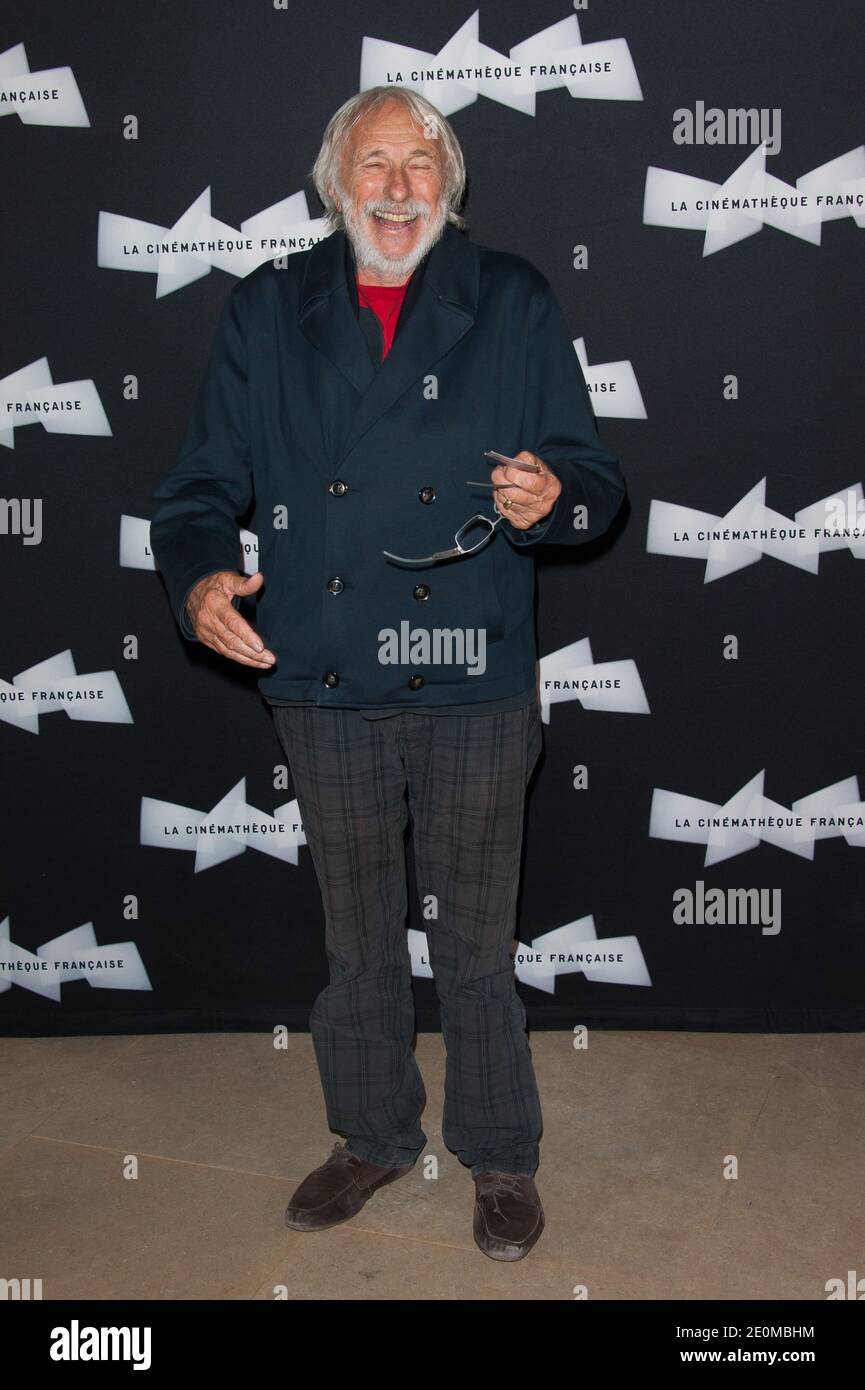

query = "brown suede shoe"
[
  {"left": 284, "top": 1142, "right": 415, "bottom": 1232},
  {"left": 472, "top": 1171, "right": 545, "bottom": 1260}
]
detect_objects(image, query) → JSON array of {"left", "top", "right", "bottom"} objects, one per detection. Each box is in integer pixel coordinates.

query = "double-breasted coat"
[{"left": 149, "top": 222, "right": 626, "bottom": 709}]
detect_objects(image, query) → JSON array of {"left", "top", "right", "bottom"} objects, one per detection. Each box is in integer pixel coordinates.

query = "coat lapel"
[
  {"left": 297, "top": 223, "right": 479, "bottom": 466},
  {"left": 297, "top": 229, "right": 376, "bottom": 399}
]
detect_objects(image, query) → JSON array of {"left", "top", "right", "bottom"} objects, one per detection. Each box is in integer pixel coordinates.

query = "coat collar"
[
  {"left": 343, "top": 231, "right": 430, "bottom": 353},
  {"left": 297, "top": 222, "right": 479, "bottom": 465}
]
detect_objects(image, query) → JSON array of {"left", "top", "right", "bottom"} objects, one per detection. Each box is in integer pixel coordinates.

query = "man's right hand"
[{"left": 186, "top": 570, "right": 276, "bottom": 669}]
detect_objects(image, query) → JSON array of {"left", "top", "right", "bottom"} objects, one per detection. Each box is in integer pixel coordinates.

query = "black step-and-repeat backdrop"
[{"left": 2, "top": 1, "right": 863, "bottom": 1036}]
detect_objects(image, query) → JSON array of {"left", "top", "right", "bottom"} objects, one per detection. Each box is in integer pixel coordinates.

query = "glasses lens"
[{"left": 455, "top": 516, "right": 494, "bottom": 554}]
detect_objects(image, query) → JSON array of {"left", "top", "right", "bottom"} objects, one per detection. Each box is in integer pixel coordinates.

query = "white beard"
[{"left": 339, "top": 193, "right": 449, "bottom": 282}]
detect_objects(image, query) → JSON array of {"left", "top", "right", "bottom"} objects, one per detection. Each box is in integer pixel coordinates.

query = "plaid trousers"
[{"left": 270, "top": 699, "right": 544, "bottom": 1178}]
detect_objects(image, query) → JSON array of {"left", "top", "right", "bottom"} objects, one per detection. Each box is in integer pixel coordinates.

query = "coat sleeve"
[
  {"left": 503, "top": 277, "right": 626, "bottom": 549},
  {"left": 149, "top": 281, "right": 253, "bottom": 641}
]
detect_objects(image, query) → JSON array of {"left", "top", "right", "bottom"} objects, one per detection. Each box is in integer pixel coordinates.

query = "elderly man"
[{"left": 150, "top": 86, "right": 625, "bottom": 1262}]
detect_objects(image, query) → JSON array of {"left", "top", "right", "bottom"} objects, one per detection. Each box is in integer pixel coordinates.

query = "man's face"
[{"left": 333, "top": 99, "right": 449, "bottom": 283}]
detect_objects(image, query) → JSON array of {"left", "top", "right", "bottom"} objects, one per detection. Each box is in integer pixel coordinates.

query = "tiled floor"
[{"left": 1, "top": 1030, "right": 862, "bottom": 1300}]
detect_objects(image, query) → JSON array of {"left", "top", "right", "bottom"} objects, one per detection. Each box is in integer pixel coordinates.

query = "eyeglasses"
[
  {"left": 382, "top": 452, "right": 542, "bottom": 567},
  {"left": 383, "top": 504, "right": 504, "bottom": 567}
]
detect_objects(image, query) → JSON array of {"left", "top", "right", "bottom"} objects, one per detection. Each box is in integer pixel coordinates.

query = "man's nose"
[{"left": 383, "top": 169, "right": 410, "bottom": 202}]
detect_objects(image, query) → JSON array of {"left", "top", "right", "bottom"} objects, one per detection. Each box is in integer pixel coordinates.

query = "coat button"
[
  {"left": 328, "top": 480, "right": 348, "bottom": 496},
  {"left": 418, "top": 486, "right": 436, "bottom": 504},
  {"left": 408, "top": 674, "right": 425, "bottom": 690},
  {"left": 327, "top": 577, "right": 345, "bottom": 594},
  {"left": 323, "top": 671, "right": 339, "bottom": 687},
  {"left": 413, "top": 584, "right": 430, "bottom": 601}
]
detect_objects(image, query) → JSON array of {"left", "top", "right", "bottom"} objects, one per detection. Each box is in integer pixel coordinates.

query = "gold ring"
[{"left": 503, "top": 496, "right": 513, "bottom": 510}]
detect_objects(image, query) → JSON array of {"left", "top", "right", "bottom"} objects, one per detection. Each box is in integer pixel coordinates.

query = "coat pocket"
[
  {"left": 250, "top": 517, "right": 294, "bottom": 630},
  {"left": 463, "top": 554, "right": 506, "bottom": 645}
]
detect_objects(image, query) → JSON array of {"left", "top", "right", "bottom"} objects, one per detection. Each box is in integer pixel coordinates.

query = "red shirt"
[{"left": 356, "top": 277, "right": 410, "bottom": 357}]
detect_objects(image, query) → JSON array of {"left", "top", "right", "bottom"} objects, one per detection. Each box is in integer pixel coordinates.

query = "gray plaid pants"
[{"left": 270, "top": 699, "right": 544, "bottom": 1178}]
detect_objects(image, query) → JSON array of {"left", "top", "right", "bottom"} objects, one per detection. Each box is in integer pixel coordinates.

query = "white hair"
[{"left": 311, "top": 86, "right": 467, "bottom": 230}]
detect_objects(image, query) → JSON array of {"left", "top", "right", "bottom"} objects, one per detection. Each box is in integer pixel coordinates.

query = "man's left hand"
[{"left": 490, "top": 451, "right": 562, "bottom": 530}]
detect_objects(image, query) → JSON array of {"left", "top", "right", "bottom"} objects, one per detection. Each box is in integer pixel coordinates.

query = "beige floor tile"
[
  {"left": 0, "top": 1135, "right": 303, "bottom": 1300},
  {"left": 26, "top": 1031, "right": 449, "bottom": 1181},
  {"left": 251, "top": 1221, "right": 581, "bottom": 1301},
  {"left": 0, "top": 1035, "right": 143, "bottom": 1159},
  {"left": 769, "top": 1033, "right": 865, "bottom": 1094},
  {"left": 26, "top": 1032, "right": 336, "bottom": 1179},
  {"left": 687, "top": 1070, "right": 865, "bottom": 1300},
  {"left": 2, "top": 1031, "right": 861, "bottom": 1300},
  {"left": 0, "top": 1034, "right": 141, "bottom": 1091}
]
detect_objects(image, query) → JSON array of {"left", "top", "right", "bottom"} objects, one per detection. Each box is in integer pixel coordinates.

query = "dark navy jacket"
[{"left": 149, "top": 223, "right": 626, "bottom": 710}]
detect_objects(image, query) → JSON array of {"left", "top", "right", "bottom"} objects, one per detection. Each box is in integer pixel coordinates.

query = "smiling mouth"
[{"left": 372, "top": 211, "right": 418, "bottom": 228}]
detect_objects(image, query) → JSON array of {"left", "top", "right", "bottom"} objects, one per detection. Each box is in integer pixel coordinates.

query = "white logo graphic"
[
  {"left": 650, "top": 771, "right": 865, "bottom": 866},
  {"left": 361, "top": 11, "right": 642, "bottom": 116},
  {"left": 0, "top": 918, "right": 151, "bottom": 1000},
  {"left": 408, "top": 915, "right": 651, "bottom": 990},
  {"left": 140, "top": 779, "right": 307, "bottom": 871},
  {"left": 644, "top": 142, "right": 865, "bottom": 254},
  {"left": 1, "top": 358, "right": 111, "bottom": 450},
  {"left": 647, "top": 479, "right": 865, "bottom": 581},
  {"left": 120, "top": 516, "right": 258, "bottom": 573},
  {"left": 98, "top": 188, "right": 328, "bottom": 297},
  {"left": 539, "top": 638, "right": 650, "bottom": 722},
  {"left": 0, "top": 42, "right": 89, "bottom": 126},
  {"left": 1, "top": 651, "right": 133, "bottom": 733},
  {"left": 574, "top": 338, "right": 646, "bottom": 419}
]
